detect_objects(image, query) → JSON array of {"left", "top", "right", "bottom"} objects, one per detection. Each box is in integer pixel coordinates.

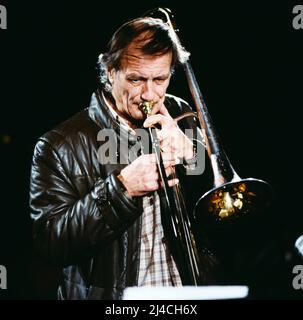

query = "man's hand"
[
  {"left": 143, "top": 104, "right": 195, "bottom": 161},
  {"left": 118, "top": 153, "right": 179, "bottom": 197},
  {"left": 118, "top": 104, "right": 195, "bottom": 197}
]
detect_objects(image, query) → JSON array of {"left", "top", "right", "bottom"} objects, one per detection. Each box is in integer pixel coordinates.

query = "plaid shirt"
[
  {"left": 137, "top": 192, "right": 182, "bottom": 286},
  {"left": 104, "top": 94, "right": 182, "bottom": 286}
]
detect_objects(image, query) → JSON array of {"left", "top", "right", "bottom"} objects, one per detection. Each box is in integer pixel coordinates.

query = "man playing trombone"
[{"left": 29, "top": 15, "right": 217, "bottom": 300}]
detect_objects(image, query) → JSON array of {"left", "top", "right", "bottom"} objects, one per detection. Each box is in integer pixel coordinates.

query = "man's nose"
[{"left": 141, "top": 81, "right": 156, "bottom": 101}]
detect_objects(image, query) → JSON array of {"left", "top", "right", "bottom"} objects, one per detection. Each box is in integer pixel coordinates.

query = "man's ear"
[{"left": 107, "top": 68, "right": 115, "bottom": 84}]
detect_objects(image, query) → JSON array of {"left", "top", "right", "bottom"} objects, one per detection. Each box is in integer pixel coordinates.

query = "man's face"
[{"left": 108, "top": 44, "right": 172, "bottom": 121}]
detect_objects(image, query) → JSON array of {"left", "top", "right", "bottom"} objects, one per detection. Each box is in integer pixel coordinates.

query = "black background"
[{"left": 0, "top": 0, "right": 302, "bottom": 299}]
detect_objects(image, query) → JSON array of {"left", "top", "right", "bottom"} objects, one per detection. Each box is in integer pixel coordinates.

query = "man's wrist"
[
  {"left": 117, "top": 173, "right": 127, "bottom": 190},
  {"left": 117, "top": 171, "right": 133, "bottom": 198}
]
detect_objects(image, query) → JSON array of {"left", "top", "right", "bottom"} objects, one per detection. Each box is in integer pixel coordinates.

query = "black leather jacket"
[{"left": 29, "top": 89, "right": 214, "bottom": 300}]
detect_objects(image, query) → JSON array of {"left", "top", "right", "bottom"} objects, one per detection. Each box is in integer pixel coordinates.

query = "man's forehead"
[
  {"left": 120, "top": 45, "right": 172, "bottom": 71},
  {"left": 120, "top": 55, "right": 171, "bottom": 77},
  {"left": 122, "top": 52, "right": 156, "bottom": 64}
]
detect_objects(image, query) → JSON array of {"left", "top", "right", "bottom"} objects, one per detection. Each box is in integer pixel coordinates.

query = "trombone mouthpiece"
[{"left": 139, "top": 101, "right": 154, "bottom": 116}]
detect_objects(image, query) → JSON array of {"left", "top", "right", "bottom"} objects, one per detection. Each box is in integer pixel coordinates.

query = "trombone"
[{"left": 141, "top": 8, "right": 273, "bottom": 284}]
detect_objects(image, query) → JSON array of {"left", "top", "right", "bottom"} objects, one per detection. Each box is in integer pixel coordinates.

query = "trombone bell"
[{"left": 195, "top": 178, "right": 273, "bottom": 227}]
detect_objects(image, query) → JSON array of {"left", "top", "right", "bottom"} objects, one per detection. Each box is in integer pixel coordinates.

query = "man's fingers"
[
  {"left": 158, "top": 103, "right": 171, "bottom": 117},
  {"left": 165, "top": 165, "right": 174, "bottom": 177},
  {"left": 167, "top": 178, "right": 179, "bottom": 187},
  {"left": 158, "top": 178, "right": 179, "bottom": 189},
  {"left": 140, "top": 153, "right": 156, "bottom": 165},
  {"left": 141, "top": 153, "right": 178, "bottom": 166},
  {"left": 143, "top": 114, "right": 173, "bottom": 128},
  {"left": 156, "top": 129, "right": 170, "bottom": 141},
  {"left": 161, "top": 153, "right": 180, "bottom": 166}
]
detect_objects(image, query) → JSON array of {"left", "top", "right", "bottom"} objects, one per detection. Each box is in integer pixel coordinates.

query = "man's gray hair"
[{"left": 97, "top": 17, "right": 190, "bottom": 91}]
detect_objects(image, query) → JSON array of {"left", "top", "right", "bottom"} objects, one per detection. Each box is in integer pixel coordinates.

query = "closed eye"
[
  {"left": 126, "top": 76, "right": 145, "bottom": 85},
  {"left": 130, "top": 79, "right": 142, "bottom": 84},
  {"left": 154, "top": 78, "right": 166, "bottom": 84}
]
